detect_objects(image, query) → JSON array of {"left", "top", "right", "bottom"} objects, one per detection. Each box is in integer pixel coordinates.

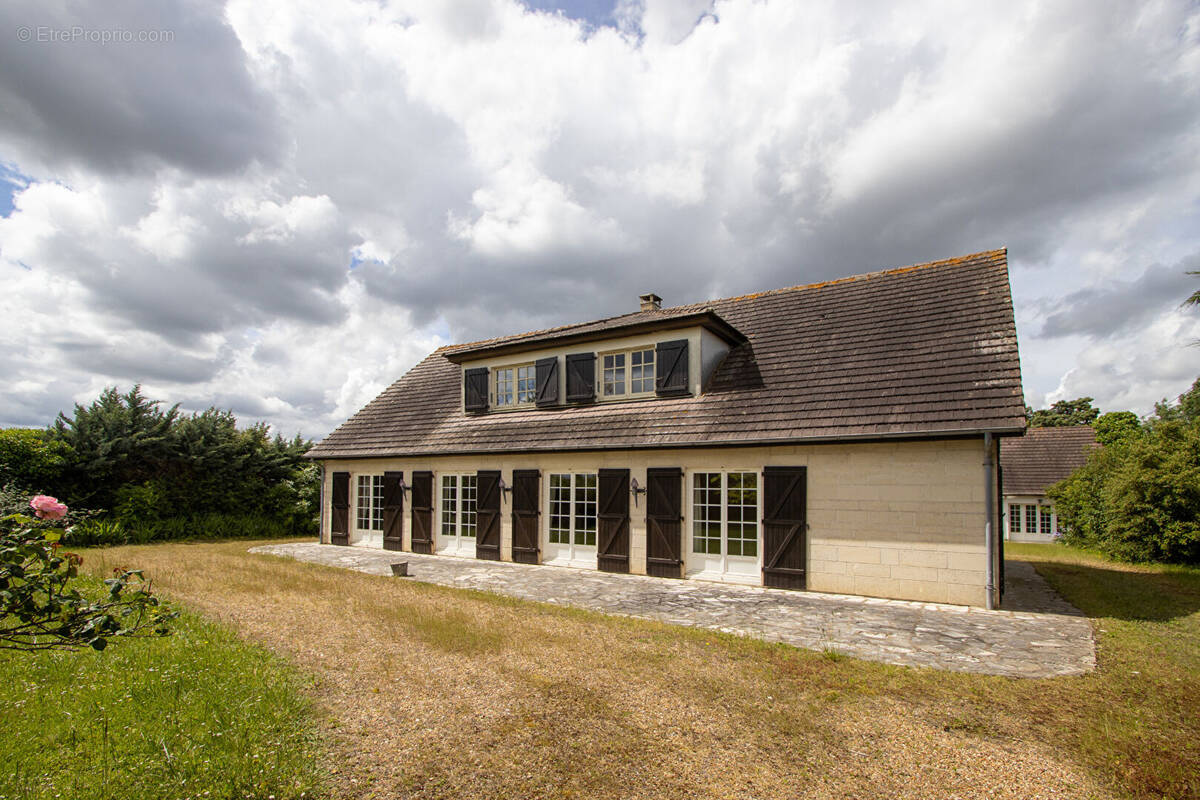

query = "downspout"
[{"left": 983, "top": 433, "right": 996, "bottom": 610}]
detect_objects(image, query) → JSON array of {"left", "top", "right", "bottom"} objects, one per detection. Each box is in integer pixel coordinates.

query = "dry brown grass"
[{"left": 83, "top": 540, "right": 1121, "bottom": 800}]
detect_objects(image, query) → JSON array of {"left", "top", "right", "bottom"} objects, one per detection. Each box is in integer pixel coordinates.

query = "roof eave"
[
  {"left": 442, "top": 310, "right": 747, "bottom": 364},
  {"left": 304, "top": 423, "right": 1028, "bottom": 460}
]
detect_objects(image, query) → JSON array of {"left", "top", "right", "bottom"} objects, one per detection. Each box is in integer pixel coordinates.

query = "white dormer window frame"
[
  {"left": 600, "top": 346, "right": 656, "bottom": 399},
  {"left": 492, "top": 362, "right": 536, "bottom": 408}
]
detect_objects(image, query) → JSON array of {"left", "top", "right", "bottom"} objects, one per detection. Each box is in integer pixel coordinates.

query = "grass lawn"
[
  {"left": 0, "top": 577, "right": 328, "bottom": 800},
  {"left": 5, "top": 539, "right": 1196, "bottom": 799}
]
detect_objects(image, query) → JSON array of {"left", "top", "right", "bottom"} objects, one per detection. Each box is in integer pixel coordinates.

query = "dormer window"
[
  {"left": 602, "top": 347, "right": 655, "bottom": 398},
  {"left": 494, "top": 364, "right": 536, "bottom": 408}
]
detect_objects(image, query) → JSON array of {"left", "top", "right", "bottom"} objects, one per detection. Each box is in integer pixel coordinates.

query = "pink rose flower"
[{"left": 30, "top": 495, "right": 68, "bottom": 521}]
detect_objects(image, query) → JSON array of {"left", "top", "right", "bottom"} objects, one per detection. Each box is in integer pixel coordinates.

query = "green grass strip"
[{"left": 0, "top": 580, "right": 328, "bottom": 800}]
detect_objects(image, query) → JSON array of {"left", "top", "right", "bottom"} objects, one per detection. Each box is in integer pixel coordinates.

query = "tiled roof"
[
  {"left": 1001, "top": 426, "right": 1099, "bottom": 495},
  {"left": 308, "top": 249, "right": 1026, "bottom": 459}
]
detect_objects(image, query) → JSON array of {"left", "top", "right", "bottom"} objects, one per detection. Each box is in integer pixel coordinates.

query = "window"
[
  {"left": 440, "top": 474, "right": 477, "bottom": 538},
  {"left": 1009, "top": 503, "right": 1022, "bottom": 534},
  {"left": 356, "top": 474, "right": 384, "bottom": 530},
  {"left": 1025, "top": 505, "right": 1038, "bottom": 535},
  {"left": 1039, "top": 506, "right": 1053, "bottom": 536},
  {"left": 692, "top": 471, "right": 758, "bottom": 558},
  {"left": 494, "top": 364, "right": 535, "bottom": 407},
  {"left": 601, "top": 347, "right": 655, "bottom": 398},
  {"left": 549, "top": 473, "right": 597, "bottom": 546}
]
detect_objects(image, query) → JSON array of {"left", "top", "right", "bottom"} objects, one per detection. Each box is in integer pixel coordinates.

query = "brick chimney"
[{"left": 639, "top": 292, "right": 662, "bottom": 311}]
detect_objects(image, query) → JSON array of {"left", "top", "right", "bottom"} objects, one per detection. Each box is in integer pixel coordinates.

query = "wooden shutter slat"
[
  {"left": 464, "top": 367, "right": 489, "bottom": 412},
  {"left": 597, "top": 468, "right": 629, "bottom": 573},
  {"left": 655, "top": 339, "right": 689, "bottom": 396},
  {"left": 410, "top": 471, "right": 433, "bottom": 554},
  {"left": 382, "top": 471, "right": 404, "bottom": 551},
  {"left": 565, "top": 353, "right": 596, "bottom": 403},
  {"left": 762, "top": 466, "right": 807, "bottom": 590},
  {"left": 645, "top": 467, "right": 683, "bottom": 578},
  {"left": 511, "top": 469, "right": 540, "bottom": 564},
  {"left": 475, "top": 470, "right": 502, "bottom": 561},
  {"left": 535, "top": 358, "right": 559, "bottom": 407},
  {"left": 330, "top": 471, "right": 350, "bottom": 546}
]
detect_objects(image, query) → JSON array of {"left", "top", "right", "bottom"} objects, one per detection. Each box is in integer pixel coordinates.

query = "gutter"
[{"left": 983, "top": 432, "right": 996, "bottom": 610}]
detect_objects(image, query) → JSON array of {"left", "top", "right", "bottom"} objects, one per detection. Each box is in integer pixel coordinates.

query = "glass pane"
[
  {"left": 576, "top": 473, "right": 597, "bottom": 546},
  {"left": 356, "top": 475, "right": 371, "bottom": 530},
  {"left": 550, "top": 474, "right": 571, "bottom": 544},
  {"left": 495, "top": 368, "right": 514, "bottom": 406},
  {"left": 1026, "top": 505, "right": 1037, "bottom": 533},
  {"left": 1009, "top": 504, "right": 1021, "bottom": 533},
  {"left": 517, "top": 365, "right": 536, "bottom": 404},
  {"left": 372, "top": 475, "right": 384, "bottom": 530},
  {"left": 461, "top": 475, "right": 477, "bottom": 537},
  {"left": 692, "top": 472, "right": 722, "bottom": 555},
  {"left": 441, "top": 475, "right": 458, "bottom": 538}
]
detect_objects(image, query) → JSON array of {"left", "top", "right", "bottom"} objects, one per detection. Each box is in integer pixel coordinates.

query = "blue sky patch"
[{"left": 0, "top": 161, "right": 31, "bottom": 218}]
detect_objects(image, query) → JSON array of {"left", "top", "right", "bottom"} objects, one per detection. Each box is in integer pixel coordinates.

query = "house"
[
  {"left": 307, "top": 249, "right": 1026, "bottom": 608},
  {"left": 1000, "top": 425, "right": 1098, "bottom": 542}
]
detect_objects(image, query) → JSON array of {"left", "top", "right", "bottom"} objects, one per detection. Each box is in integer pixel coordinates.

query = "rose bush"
[{"left": 1, "top": 495, "right": 176, "bottom": 651}]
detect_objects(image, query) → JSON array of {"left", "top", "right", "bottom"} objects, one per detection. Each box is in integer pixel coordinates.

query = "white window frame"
[
  {"left": 439, "top": 473, "right": 478, "bottom": 542},
  {"left": 1008, "top": 503, "right": 1022, "bottom": 534},
  {"left": 355, "top": 474, "right": 384, "bottom": 532},
  {"left": 545, "top": 472, "right": 598, "bottom": 568},
  {"left": 492, "top": 363, "right": 536, "bottom": 408},
  {"left": 689, "top": 470, "right": 760, "bottom": 560},
  {"left": 599, "top": 346, "right": 656, "bottom": 399}
]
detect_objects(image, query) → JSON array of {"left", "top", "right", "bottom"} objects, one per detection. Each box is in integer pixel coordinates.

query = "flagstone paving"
[{"left": 250, "top": 542, "right": 1095, "bottom": 679}]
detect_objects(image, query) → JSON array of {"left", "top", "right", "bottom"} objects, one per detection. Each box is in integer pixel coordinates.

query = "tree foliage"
[
  {"left": 0, "top": 492, "right": 176, "bottom": 651},
  {"left": 1094, "top": 411, "right": 1142, "bottom": 447},
  {"left": 1027, "top": 397, "right": 1100, "bottom": 428},
  {"left": 0, "top": 429, "right": 72, "bottom": 493},
  {"left": 37, "top": 385, "right": 318, "bottom": 541},
  {"left": 1049, "top": 383, "right": 1200, "bottom": 565}
]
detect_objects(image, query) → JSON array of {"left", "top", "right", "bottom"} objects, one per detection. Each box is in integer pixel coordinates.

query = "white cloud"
[{"left": 1, "top": 0, "right": 1198, "bottom": 438}]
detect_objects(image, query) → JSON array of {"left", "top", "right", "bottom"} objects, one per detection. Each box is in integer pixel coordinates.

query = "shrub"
[{"left": 1050, "top": 420, "right": 1200, "bottom": 564}]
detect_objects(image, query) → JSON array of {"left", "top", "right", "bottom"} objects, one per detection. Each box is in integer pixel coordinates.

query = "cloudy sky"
[{"left": 1, "top": 0, "right": 1198, "bottom": 440}]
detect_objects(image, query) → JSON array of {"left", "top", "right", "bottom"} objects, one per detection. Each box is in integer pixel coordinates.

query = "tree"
[
  {"left": 1094, "top": 411, "right": 1142, "bottom": 447},
  {"left": 49, "top": 386, "right": 179, "bottom": 510},
  {"left": 1187, "top": 270, "right": 1199, "bottom": 307},
  {"left": 0, "top": 493, "right": 176, "bottom": 651},
  {"left": 1028, "top": 397, "right": 1100, "bottom": 428}
]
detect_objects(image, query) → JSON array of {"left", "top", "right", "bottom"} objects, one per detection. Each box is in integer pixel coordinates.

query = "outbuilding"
[
  {"left": 307, "top": 249, "right": 1026, "bottom": 607},
  {"left": 1000, "top": 425, "right": 1099, "bottom": 542}
]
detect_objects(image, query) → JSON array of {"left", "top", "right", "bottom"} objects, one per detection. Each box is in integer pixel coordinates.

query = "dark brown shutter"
[
  {"left": 382, "top": 471, "right": 404, "bottom": 551},
  {"left": 565, "top": 353, "right": 596, "bottom": 403},
  {"left": 597, "top": 468, "right": 630, "bottom": 573},
  {"left": 475, "top": 470, "right": 502, "bottom": 560},
  {"left": 535, "top": 357, "right": 559, "bottom": 407},
  {"left": 464, "top": 367, "right": 489, "bottom": 412},
  {"left": 330, "top": 471, "right": 350, "bottom": 546},
  {"left": 645, "top": 468, "right": 683, "bottom": 578},
  {"left": 655, "top": 339, "right": 689, "bottom": 396},
  {"left": 410, "top": 471, "right": 433, "bottom": 554},
  {"left": 762, "top": 467, "right": 807, "bottom": 590},
  {"left": 511, "top": 469, "right": 540, "bottom": 564}
]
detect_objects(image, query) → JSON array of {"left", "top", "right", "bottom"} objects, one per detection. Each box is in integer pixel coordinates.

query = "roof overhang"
[{"left": 442, "top": 309, "right": 747, "bottom": 364}]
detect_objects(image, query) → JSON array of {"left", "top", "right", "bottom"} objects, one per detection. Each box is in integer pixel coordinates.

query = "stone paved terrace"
[{"left": 250, "top": 543, "right": 1095, "bottom": 679}]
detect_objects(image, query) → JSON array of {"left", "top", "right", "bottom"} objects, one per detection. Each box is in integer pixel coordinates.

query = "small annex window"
[
  {"left": 494, "top": 364, "right": 536, "bottom": 408},
  {"left": 601, "top": 347, "right": 655, "bottom": 398},
  {"left": 356, "top": 474, "right": 384, "bottom": 531},
  {"left": 1008, "top": 503, "right": 1021, "bottom": 534}
]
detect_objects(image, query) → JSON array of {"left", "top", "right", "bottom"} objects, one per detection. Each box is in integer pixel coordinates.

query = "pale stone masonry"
[{"left": 319, "top": 438, "right": 991, "bottom": 606}]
